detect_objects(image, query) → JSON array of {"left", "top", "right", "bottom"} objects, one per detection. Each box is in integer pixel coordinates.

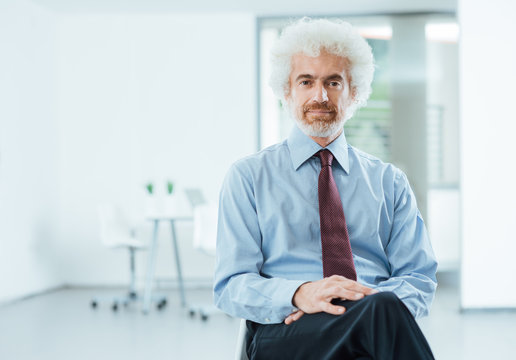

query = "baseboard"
[
  {"left": 66, "top": 277, "right": 214, "bottom": 291},
  {"left": 154, "top": 277, "right": 213, "bottom": 289},
  {"left": 0, "top": 278, "right": 214, "bottom": 307},
  {"left": 0, "top": 284, "right": 67, "bottom": 307},
  {"left": 460, "top": 306, "right": 516, "bottom": 314},
  {"left": 436, "top": 269, "right": 459, "bottom": 287}
]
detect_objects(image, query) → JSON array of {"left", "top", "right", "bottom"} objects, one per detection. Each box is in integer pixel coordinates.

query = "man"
[{"left": 214, "top": 17, "right": 437, "bottom": 360}]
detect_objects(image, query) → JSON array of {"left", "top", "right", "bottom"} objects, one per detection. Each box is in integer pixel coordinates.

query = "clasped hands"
[{"left": 284, "top": 275, "right": 378, "bottom": 325}]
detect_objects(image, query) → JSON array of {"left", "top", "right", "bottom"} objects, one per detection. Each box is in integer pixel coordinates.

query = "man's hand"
[{"left": 284, "top": 275, "right": 378, "bottom": 325}]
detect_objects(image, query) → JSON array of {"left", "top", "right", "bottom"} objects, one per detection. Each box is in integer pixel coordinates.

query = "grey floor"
[{"left": 1, "top": 279, "right": 516, "bottom": 360}]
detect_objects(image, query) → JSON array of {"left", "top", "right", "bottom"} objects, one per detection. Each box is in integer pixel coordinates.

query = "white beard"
[{"left": 286, "top": 103, "right": 346, "bottom": 138}]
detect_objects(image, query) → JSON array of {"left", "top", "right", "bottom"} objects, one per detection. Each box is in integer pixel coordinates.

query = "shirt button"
[{"left": 264, "top": 318, "right": 270, "bottom": 323}]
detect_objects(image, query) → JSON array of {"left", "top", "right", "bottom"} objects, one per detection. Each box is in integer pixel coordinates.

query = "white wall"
[
  {"left": 459, "top": 0, "right": 516, "bottom": 308},
  {"left": 0, "top": 0, "right": 61, "bottom": 302},
  {"left": 54, "top": 13, "right": 256, "bottom": 286}
]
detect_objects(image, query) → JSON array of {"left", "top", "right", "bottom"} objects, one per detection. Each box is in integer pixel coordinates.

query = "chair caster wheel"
[
  {"left": 112, "top": 303, "right": 118, "bottom": 312},
  {"left": 201, "top": 313, "right": 209, "bottom": 321},
  {"left": 189, "top": 310, "right": 196, "bottom": 318},
  {"left": 90, "top": 300, "right": 98, "bottom": 309},
  {"left": 156, "top": 299, "right": 167, "bottom": 310}
]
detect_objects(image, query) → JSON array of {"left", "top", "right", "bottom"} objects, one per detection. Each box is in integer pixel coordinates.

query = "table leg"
[
  {"left": 170, "top": 220, "right": 186, "bottom": 307},
  {"left": 142, "top": 219, "right": 160, "bottom": 314}
]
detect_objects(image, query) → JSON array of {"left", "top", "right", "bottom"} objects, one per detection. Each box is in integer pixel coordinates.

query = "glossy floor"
[{"left": 0, "top": 280, "right": 515, "bottom": 359}]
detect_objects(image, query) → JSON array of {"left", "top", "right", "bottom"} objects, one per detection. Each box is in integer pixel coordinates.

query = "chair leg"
[
  {"left": 129, "top": 247, "right": 137, "bottom": 297},
  {"left": 90, "top": 246, "right": 168, "bottom": 312}
]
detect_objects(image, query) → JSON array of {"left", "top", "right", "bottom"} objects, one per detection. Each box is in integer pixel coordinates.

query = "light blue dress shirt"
[{"left": 214, "top": 126, "right": 437, "bottom": 324}]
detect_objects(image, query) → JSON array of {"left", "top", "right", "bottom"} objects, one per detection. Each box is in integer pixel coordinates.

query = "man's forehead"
[{"left": 290, "top": 51, "right": 350, "bottom": 77}]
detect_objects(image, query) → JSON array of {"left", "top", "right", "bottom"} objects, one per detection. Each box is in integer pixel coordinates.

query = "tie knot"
[{"left": 318, "top": 149, "right": 333, "bottom": 167}]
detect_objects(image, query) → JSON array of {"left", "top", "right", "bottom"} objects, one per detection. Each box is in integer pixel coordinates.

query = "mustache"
[{"left": 303, "top": 102, "right": 337, "bottom": 113}]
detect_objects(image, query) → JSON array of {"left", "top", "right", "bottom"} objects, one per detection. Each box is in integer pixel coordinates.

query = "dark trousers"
[{"left": 246, "top": 291, "right": 434, "bottom": 360}]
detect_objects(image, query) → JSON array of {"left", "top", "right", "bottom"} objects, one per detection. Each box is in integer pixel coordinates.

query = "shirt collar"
[{"left": 287, "top": 125, "right": 350, "bottom": 174}]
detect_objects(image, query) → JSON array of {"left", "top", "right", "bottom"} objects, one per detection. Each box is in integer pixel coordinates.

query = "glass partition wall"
[{"left": 258, "top": 14, "right": 460, "bottom": 271}]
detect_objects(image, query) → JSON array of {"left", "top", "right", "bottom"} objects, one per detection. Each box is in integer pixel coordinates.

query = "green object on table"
[{"left": 166, "top": 181, "right": 174, "bottom": 195}]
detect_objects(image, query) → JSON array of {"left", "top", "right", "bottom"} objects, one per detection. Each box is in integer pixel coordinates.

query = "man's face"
[{"left": 286, "top": 50, "right": 354, "bottom": 138}]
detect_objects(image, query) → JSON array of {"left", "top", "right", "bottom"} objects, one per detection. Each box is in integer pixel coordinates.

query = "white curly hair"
[{"left": 269, "top": 17, "right": 375, "bottom": 121}]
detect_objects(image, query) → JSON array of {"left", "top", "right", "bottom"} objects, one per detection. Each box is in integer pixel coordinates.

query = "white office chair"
[
  {"left": 90, "top": 203, "right": 167, "bottom": 311},
  {"left": 184, "top": 188, "right": 207, "bottom": 208},
  {"left": 183, "top": 189, "right": 222, "bottom": 320},
  {"left": 192, "top": 202, "right": 218, "bottom": 256},
  {"left": 187, "top": 201, "right": 222, "bottom": 320}
]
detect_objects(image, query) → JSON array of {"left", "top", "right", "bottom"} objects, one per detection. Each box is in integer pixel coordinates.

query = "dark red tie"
[{"left": 318, "top": 149, "right": 357, "bottom": 280}]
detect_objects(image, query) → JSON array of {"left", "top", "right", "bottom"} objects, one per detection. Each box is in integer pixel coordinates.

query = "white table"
[{"left": 142, "top": 215, "right": 192, "bottom": 314}]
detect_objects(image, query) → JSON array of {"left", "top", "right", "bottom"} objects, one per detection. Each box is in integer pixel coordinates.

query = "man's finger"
[
  {"left": 290, "top": 310, "right": 305, "bottom": 323},
  {"left": 320, "top": 301, "right": 346, "bottom": 315},
  {"left": 330, "top": 278, "right": 378, "bottom": 295},
  {"left": 323, "top": 286, "right": 365, "bottom": 301},
  {"left": 284, "top": 310, "right": 305, "bottom": 325},
  {"left": 284, "top": 313, "right": 295, "bottom": 325},
  {"left": 349, "top": 282, "right": 378, "bottom": 295}
]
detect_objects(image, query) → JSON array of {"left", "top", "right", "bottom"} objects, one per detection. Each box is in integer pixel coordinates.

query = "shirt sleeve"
[
  {"left": 375, "top": 170, "right": 438, "bottom": 318},
  {"left": 213, "top": 162, "right": 306, "bottom": 324}
]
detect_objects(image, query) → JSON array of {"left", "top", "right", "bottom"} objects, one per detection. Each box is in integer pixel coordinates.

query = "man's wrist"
[{"left": 292, "top": 281, "right": 311, "bottom": 307}]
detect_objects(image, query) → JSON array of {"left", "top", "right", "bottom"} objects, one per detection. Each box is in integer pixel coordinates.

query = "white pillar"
[
  {"left": 459, "top": 0, "right": 516, "bottom": 309},
  {"left": 390, "top": 16, "right": 428, "bottom": 220}
]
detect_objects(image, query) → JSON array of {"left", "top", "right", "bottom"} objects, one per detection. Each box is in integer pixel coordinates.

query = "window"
[{"left": 258, "top": 16, "right": 459, "bottom": 187}]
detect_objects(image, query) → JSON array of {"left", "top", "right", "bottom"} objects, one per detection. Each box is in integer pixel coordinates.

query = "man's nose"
[{"left": 312, "top": 83, "right": 329, "bottom": 103}]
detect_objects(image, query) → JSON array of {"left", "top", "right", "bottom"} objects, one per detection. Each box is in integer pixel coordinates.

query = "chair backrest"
[
  {"left": 192, "top": 203, "right": 218, "bottom": 256},
  {"left": 235, "top": 318, "right": 249, "bottom": 360},
  {"left": 97, "top": 203, "right": 133, "bottom": 247},
  {"left": 184, "top": 188, "right": 207, "bottom": 209}
]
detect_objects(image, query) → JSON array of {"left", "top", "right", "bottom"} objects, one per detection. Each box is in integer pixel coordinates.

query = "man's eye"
[
  {"left": 329, "top": 81, "right": 341, "bottom": 87},
  {"left": 300, "top": 80, "right": 310, "bottom": 86}
]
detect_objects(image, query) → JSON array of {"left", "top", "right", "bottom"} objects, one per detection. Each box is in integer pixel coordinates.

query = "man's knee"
[
  {"left": 362, "top": 291, "right": 418, "bottom": 328},
  {"left": 360, "top": 291, "right": 409, "bottom": 316},
  {"left": 368, "top": 291, "right": 400, "bottom": 305},
  {"left": 332, "top": 291, "right": 401, "bottom": 313}
]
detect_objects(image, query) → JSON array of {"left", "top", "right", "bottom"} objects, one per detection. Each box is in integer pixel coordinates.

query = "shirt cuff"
[{"left": 264, "top": 279, "right": 307, "bottom": 324}]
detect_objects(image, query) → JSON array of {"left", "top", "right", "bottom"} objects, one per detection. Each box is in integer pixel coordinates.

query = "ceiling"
[{"left": 29, "top": 0, "right": 456, "bottom": 16}]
